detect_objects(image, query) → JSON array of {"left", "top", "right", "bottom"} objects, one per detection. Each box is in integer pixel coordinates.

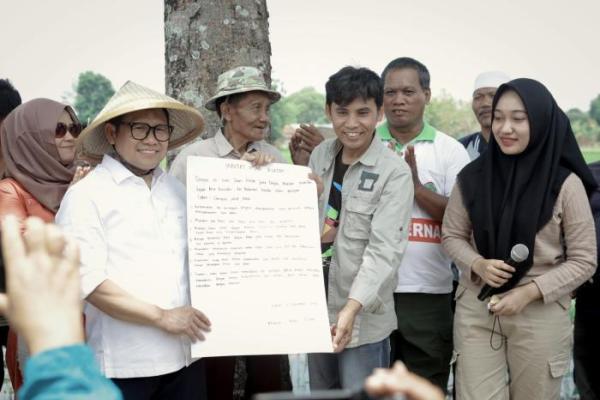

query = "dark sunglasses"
[{"left": 55, "top": 122, "right": 82, "bottom": 138}]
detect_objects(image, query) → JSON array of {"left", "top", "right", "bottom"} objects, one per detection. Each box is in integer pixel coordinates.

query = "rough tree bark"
[
  {"left": 164, "top": 3, "right": 287, "bottom": 398},
  {"left": 164, "top": 0, "right": 272, "bottom": 144}
]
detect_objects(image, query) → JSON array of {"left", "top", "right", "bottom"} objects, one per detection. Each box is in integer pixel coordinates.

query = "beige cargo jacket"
[{"left": 309, "top": 136, "right": 413, "bottom": 347}]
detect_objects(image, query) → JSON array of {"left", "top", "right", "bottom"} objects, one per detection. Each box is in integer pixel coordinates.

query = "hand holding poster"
[{"left": 186, "top": 156, "right": 332, "bottom": 358}]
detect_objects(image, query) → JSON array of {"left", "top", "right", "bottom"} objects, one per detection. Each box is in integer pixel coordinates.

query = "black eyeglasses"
[
  {"left": 118, "top": 122, "right": 174, "bottom": 142},
  {"left": 55, "top": 122, "right": 82, "bottom": 138}
]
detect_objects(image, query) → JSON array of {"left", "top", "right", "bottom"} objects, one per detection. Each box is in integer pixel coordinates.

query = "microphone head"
[{"left": 511, "top": 244, "right": 529, "bottom": 263}]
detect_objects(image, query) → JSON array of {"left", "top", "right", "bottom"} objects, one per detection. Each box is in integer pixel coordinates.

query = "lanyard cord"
[{"left": 490, "top": 315, "right": 506, "bottom": 351}]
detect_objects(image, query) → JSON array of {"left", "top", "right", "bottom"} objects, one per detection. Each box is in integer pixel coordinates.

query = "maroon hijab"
[{"left": 0, "top": 98, "right": 77, "bottom": 212}]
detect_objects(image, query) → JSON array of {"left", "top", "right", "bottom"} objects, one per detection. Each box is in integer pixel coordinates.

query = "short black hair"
[
  {"left": 381, "top": 57, "right": 430, "bottom": 90},
  {"left": 0, "top": 79, "right": 22, "bottom": 119},
  {"left": 325, "top": 66, "right": 383, "bottom": 109}
]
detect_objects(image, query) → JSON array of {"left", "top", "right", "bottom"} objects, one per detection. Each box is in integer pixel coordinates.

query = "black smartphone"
[
  {"left": 253, "top": 390, "right": 406, "bottom": 400},
  {"left": 254, "top": 390, "right": 360, "bottom": 400}
]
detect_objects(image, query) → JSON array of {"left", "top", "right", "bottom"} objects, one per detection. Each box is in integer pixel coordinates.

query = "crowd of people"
[{"left": 0, "top": 54, "right": 597, "bottom": 400}]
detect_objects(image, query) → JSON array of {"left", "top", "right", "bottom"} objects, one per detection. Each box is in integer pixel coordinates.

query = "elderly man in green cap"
[
  {"left": 170, "top": 66, "right": 291, "bottom": 399},
  {"left": 170, "top": 66, "right": 286, "bottom": 184}
]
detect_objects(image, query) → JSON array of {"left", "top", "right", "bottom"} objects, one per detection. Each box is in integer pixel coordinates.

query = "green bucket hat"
[{"left": 204, "top": 66, "right": 281, "bottom": 111}]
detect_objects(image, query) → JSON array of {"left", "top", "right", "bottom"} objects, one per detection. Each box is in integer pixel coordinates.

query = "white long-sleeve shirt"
[{"left": 56, "top": 154, "right": 192, "bottom": 378}]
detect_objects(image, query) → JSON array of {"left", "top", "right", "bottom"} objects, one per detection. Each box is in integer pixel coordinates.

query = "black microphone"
[{"left": 477, "top": 244, "right": 529, "bottom": 301}]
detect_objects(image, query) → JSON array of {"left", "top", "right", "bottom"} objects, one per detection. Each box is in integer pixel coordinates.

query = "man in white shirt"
[
  {"left": 56, "top": 81, "right": 210, "bottom": 400},
  {"left": 376, "top": 57, "right": 470, "bottom": 392}
]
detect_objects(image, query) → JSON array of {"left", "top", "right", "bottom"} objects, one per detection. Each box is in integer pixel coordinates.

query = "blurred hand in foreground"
[{"left": 0, "top": 216, "right": 84, "bottom": 355}]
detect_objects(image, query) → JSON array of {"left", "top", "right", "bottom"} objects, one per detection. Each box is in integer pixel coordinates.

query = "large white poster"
[{"left": 186, "top": 156, "right": 332, "bottom": 358}]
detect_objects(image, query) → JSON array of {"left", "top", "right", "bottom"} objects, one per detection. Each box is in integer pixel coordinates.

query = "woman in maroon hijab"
[{"left": 0, "top": 98, "right": 82, "bottom": 391}]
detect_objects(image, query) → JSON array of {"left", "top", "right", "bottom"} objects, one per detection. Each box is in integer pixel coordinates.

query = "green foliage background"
[
  {"left": 74, "top": 71, "right": 115, "bottom": 124},
  {"left": 270, "top": 86, "right": 327, "bottom": 142},
  {"left": 68, "top": 72, "right": 600, "bottom": 158},
  {"left": 424, "top": 90, "right": 479, "bottom": 137}
]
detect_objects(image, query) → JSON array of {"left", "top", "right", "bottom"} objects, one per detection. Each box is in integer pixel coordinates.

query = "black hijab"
[{"left": 457, "top": 78, "right": 596, "bottom": 294}]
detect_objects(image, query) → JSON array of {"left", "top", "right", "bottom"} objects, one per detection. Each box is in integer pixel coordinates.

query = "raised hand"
[{"left": 0, "top": 216, "right": 84, "bottom": 355}]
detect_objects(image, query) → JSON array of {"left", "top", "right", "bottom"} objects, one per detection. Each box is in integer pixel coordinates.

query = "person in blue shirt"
[{"left": 0, "top": 215, "right": 121, "bottom": 400}]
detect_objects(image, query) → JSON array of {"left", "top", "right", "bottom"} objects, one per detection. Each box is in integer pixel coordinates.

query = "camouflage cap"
[{"left": 204, "top": 66, "right": 281, "bottom": 111}]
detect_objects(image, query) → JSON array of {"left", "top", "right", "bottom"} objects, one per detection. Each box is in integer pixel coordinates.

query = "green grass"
[{"left": 582, "top": 148, "right": 600, "bottom": 163}]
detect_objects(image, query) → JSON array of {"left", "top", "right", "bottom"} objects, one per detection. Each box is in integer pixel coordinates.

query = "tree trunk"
[
  {"left": 164, "top": 4, "right": 285, "bottom": 399},
  {"left": 164, "top": 0, "right": 272, "bottom": 151}
]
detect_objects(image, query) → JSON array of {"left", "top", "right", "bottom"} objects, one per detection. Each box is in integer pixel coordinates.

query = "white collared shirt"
[
  {"left": 388, "top": 130, "right": 470, "bottom": 293},
  {"left": 56, "top": 154, "right": 191, "bottom": 378}
]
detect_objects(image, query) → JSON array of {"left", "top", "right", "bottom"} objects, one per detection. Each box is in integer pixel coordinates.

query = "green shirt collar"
[{"left": 376, "top": 121, "right": 436, "bottom": 152}]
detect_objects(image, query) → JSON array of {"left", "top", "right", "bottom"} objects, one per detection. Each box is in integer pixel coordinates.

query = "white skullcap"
[{"left": 473, "top": 71, "right": 511, "bottom": 93}]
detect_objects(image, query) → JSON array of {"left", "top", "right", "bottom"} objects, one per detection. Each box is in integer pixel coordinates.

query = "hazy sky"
[{"left": 2, "top": 0, "right": 599, "bottom": 111}]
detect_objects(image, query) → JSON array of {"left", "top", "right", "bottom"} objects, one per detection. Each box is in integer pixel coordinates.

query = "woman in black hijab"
[{"left": 442, "top": 78, "right": 597, "bottom": 400}]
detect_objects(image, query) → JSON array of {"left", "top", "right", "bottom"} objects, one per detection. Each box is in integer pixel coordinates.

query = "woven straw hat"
[
  {"left": 78, "top": 81, "right": 205, "bottom": 159},
  {"left": 204, "top": 66, "right": 281, "bottom": 111}
]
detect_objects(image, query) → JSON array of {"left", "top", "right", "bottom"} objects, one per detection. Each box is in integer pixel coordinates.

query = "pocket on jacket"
[
  {"left": 454, "top": 283, "right": 467, "bottom": 301},
  {"left": 343, "top": 199, "right": 376, "bottom": 240}
]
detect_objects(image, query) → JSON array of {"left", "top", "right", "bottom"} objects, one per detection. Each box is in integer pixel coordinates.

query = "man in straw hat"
[
  {"left": 56, "top": 81, "right": 210, "bottom": 400},
  {"left": 171, "top": 66, "right": 292, "bottom": 400},
  {"left": 170, "top": 66, "right": 287, "bottom": 184}
]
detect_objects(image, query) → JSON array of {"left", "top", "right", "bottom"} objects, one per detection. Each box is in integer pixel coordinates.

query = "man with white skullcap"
[{"left": 460, "top": 71, "right": 510, "bottom": 160}]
